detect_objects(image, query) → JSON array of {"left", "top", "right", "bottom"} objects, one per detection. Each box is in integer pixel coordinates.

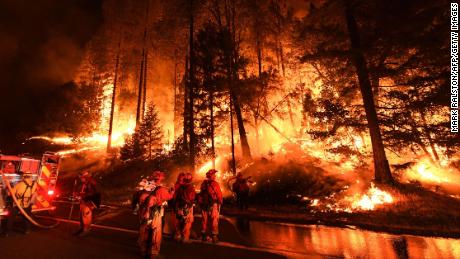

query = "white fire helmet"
[
  {"left": 136, "top": 178, "right": 149, "bottom": 191},
  {"left": 143, "top": 181, "right": 156, "bottom": 192}
]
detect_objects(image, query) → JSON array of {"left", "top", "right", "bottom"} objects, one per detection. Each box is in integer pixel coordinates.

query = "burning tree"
[
  {"left": 194, "top": 22, "right": 229, "bottom": 165},
  {"left": 120, "top": 103, "right": 163, "bottom": 160},
  {"left": 296, "top": 0, "right": 452, "bottom": 184},
  {"left": 120, "top": 132, "right": 144, "bottom": 161},
  {"left": 29, "top": 1, "right": 457, "bottom": 199}
]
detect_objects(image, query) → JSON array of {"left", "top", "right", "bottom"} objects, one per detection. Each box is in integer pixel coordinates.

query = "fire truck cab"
[{"left": 0, "top": 152, "right": 61, "bottom": 216}]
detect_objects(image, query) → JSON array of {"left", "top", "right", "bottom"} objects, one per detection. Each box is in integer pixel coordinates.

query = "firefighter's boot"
[
  {"left": 201, "top": 232, "right": 207, "bottom": 242},
  {"left": 212, "top": 234, "right": 219, "bottom": 244},
  {"left": 174, "top": 234, "right": 181, "bottom": 242},
  {"left": 73, "top": 227, "right": 83, "bottom": 235},
  {"left": 77, "top": 230, "right": 90, "bottom": 237}
]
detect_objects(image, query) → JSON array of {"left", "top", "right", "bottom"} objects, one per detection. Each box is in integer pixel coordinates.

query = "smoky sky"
[{"left": 0, "top": 0, "right": 103, "bottom": 152}]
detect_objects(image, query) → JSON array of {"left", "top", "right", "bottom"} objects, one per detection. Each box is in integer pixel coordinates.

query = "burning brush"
[{"left": 307, "top": 183, "right": 395, "bottom": 213}]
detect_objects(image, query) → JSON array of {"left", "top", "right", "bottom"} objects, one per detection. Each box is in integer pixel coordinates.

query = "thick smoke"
[{"left": 0, "top": 0, "right": 103, "bottom": 152}]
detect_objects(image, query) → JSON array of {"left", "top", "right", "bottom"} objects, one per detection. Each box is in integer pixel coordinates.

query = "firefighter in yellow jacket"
[
  {"left": 13, "top": 171, "right": 38, "bottom": 234},
  {"left": 74, "top": 171, "right": 99, "bottom": 237}
]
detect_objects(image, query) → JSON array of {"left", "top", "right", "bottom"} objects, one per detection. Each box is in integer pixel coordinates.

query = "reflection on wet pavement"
[{"left": 229, "top": 217, "right": 460, "bottom": 259}]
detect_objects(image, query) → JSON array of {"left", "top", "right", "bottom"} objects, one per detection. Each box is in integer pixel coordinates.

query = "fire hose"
[{"left": 1, "top": 172, "right": 59, "bottom": 229}]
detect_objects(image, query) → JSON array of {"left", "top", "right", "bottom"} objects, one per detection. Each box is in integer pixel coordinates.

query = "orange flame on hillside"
[
  {"left": 350, "top": 184, "right": 394, "bottom": 211},
  {"left": 308, "top": 183, "right": 395, "bottom": 213},
  {"left": 29, "top": 83, "right": 137, "bottom": 157}
]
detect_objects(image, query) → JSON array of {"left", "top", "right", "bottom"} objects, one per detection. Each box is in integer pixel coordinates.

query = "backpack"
[
  {"left": 139, "top": 186, "right": 162, "bottom": 223},
  {"left": 198, "top": 180, "right": 216, "bottom": 208},
  {"left": 175, "top": 184, "right": 190, "bottom": 208}
]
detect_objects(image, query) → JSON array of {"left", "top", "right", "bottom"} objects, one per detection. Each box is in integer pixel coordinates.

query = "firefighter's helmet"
[
  {"left": 176, "top": 172, "right": 185, "bottom": 183},
  {"left": 144, "top": 181, "right": 156, "bottom": 192},
  {"left": 206, "top": 169, "right": 217, "bottom": 178},
  {"left": 152, "top": 171, "right": 165, "bottom": 181},
  {"left": 184, "top": 172, "right": 193, "bottom": 183},
  {"left": 136, "top": 178, "right": 149, "bottom": 191}
]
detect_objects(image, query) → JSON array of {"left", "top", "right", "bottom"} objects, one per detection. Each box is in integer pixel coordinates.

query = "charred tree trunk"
[
  {"left": 229, "top": 0, "right": 251, "bottom": 160},
  {"left": 141, "top": 0, "right": 149, "bottom": 119},
  {"left": 173, "top": 50, "right": 178, "bottom": 137},
  {"left": 256, "top": 30, "right": 262, "bottom": 77},
  {"left": 136, "top": 0, "right": 150, "bottom": 128},
  {"left": 136, "top": 48, "right": 145, "bottom": 127},
  {"left": 230, "top": 93, "right": 236, "bottom": 174},
  {"left": 210, "top": 90, "right": 215, "bottom": 169},
  {"left": 254, "top": 114, "right": 260, "bottom": 155},
  {"left": 142, "top": 49, "right": 148, "bottom": 117},
  {"left": 183, "top": 55, "right": 189, "bottom": 150},
  {"left": 231, "top": 90, "right": 252, "bottom": 159},
  {"left": 148, "top": 130, "right": 152, "bottom": 159},
  {"left": 344, "top": 1, "right": 393, "bottom": 184},
  {"left": 188, "top": 0, "right": 196, "bottom": 171},
  {"left": 107, "top": 45, "right": 120, "bottom": 152}
]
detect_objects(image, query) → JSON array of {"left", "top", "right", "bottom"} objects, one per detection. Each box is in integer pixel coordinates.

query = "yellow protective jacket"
[{"left": 14, "top": 179, "right": 37, "bottom": 208}]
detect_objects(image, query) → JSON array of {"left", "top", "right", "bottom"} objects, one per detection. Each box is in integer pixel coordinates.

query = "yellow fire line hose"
[{"left": 1, "top": 172, "right": 59, "bottom": 229}]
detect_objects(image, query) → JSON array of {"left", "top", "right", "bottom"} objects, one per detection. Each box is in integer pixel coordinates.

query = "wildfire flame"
[
  {"left": 196, "top": 156, "right": 230, "bottom": 178},
  {"left": 28, "top": 136, "right": 74, "bottom": 145},
  {"left": 350, "top": 183, "right": 394, "bottom": 211},
  {"left": 56, "top": 146, "right": 100, "bottom": 156},
  {"left": 29, "top": 83, "right": 137, "bottom": 157},
  {"left": 307, "top": 183, "right": 394, "bottom": 213},
  {"left": 406, "top": 157, "right": 456, "bottom": 184}
]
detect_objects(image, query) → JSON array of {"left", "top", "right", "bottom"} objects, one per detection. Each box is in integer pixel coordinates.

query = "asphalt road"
[
  {"left": 0, "top": 203, "right": 288, "bottom": 259},
  {"left": 3, "top": 203, "right": 458, "bottom": 258}
]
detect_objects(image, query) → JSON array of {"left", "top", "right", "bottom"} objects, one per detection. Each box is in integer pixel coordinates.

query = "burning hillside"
[{"left": 7, "top": 1, "right": 455, "bottom": 230}]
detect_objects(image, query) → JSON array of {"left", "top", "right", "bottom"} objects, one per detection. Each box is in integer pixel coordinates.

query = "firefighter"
[
  {"left": 0, "top": 176, "right": 12, "bottom": 236},
  {"left": 74, "top": 171, "right": 99, "bottom": 237},
  {"left": 138, "top": 171, "right": 173, "bottom": 258},
  {"left": 132, "top": 177, "right": 152, "bottom": 215},
  {"left": 137, "top": 177, "right": 155, "bottom": 257},
  {"left": 11, "top": 171, "right": 38, "bottom": 234},
  {"left": 232, "top": 172, "right": 251, "bottom": 210},
  {"left": 173, "top": 172, "right": 195, "bottom": 243},
  {"left": 0, "top": 164, "right": 17, "bottom": 236},
  {"left": 170, "top": 172, "right": 185, "bottom": 237},
  {"left": 198, "top": 169, "right": 222, "bottom": 243},
  {"left": 174, "top": 172, "right": 185, "bottom": 191}
]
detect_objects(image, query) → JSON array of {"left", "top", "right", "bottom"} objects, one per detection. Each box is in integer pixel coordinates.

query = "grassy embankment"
[{"left": 57, "top": 154, "right": 460, "bottom": 238}]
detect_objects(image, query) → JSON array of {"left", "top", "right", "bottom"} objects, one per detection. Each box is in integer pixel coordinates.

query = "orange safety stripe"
[
  {"left": 41, "top": 165, "right": 51, "bottom": 179},
  {"left": 34, "top": 165, "right": 52, "bottom": 209}
]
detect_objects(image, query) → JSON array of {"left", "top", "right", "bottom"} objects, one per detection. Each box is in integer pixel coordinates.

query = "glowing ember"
[{"left": 311, "top": 199, "right": 319, "bottom": 206}]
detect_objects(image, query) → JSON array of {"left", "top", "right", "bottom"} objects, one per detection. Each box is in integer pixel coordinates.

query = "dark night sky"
[{"left": 0, "top": 0, "right": 103, "bottom": 152}]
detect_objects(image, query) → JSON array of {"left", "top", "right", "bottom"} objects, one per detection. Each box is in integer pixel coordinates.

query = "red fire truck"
[{"left": 0, "top": 152, "right": 61, "bottom": 216}]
